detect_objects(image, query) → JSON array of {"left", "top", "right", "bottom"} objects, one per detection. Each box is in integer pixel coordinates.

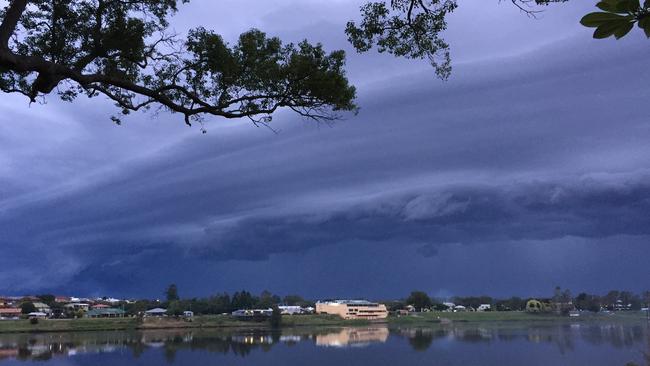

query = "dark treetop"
[
  {"left": 0, "top": 0, "right": 357, "bottom": 129},
  {"left": 0, "top": 0, "right": 647, "bottom": 130}
]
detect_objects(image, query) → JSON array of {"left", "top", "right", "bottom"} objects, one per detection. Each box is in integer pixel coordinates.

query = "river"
[{"left": 0, "top": 322, "right": 647, "bottom": 365}]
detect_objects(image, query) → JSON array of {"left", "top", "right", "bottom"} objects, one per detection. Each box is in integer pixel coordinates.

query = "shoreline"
[{"left": 0, "top": 312, "right": 646, "bottom": 335}]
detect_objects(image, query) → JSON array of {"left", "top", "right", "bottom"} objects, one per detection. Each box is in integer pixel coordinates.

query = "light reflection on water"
[{"left": 0, "top": 323, "right": 648, "bottom": 365}]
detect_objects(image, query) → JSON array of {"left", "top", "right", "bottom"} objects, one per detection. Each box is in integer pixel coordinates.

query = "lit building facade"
[{"left": 315, "top": 300, "right": 388, "bottom": 320}]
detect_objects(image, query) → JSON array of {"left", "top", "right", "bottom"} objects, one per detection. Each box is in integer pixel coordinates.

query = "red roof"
[
  {"left": 92, "top": 304, "right": 110, "bottom": 309},
  {"left": 0, "top": 308, "right": 22, "bottom": 314}
]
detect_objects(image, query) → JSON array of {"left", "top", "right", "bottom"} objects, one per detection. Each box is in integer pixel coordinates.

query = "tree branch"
[{"left": 0, "top": 0, "right": 28, "bottom": 48}]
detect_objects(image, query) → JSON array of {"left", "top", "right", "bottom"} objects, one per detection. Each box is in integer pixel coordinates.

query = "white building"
[
  {"left": 278, "top": 305, "right": 303, "bottom": 315},
  {"left": 477, "top": 304, "right": 491, "bottom": 312}
]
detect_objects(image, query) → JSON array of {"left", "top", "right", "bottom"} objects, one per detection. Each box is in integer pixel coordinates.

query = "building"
[
  {"left": 232, "top": 309, "right": 273, "bottom": 320},
  {"left": 31, "top": 303, "right": 51, "bottom": 315},
  {"left": 145, "top": 308, "right": 167, "bottom": 317},
  {"left": 0, "top": 308, "right": 22, "bottom": 318},
  {"left": 86, "top": 308, "right": 126, "bottom": 318},
  {"left": 315, "top": 300, "right": 388, "bottom": 320},
  {"left": 614, "top": 300, "right": 632, "bottom": 311},
  {"left": 477, "top": 304, "right": 491, "bottom": 312},
  {"left": 55, "top": 296, "right": 71, "bottom": 304},
  {"left": 64, "top": 303, "right": 90, "bottom": 312},
  {"left": 278, "top": 305, "right": 303, "bottom": 315},
  {"left": 442, "top": 302, "right": 456, "bottom": 311},
  {"left": 27, "top": 312, "right": 48, "bottom": 319},
  {"left": 91, "top": 304, "right": 111, "bottom": 310}
]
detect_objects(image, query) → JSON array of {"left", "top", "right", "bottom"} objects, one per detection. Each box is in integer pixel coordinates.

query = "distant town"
[{"left": 1, "top": 286, "right": 648, "bottom": 321}]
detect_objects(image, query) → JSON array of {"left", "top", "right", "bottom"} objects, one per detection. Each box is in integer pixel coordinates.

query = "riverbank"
[
  {"left": 0, "top": 311, "right": 646, "bottom": 334},
  {"left": 389, "top": 310, "right": 648, "bottom": 325},
  {"left": 0, "top": 314, "right": 368, "bottom": 334}
]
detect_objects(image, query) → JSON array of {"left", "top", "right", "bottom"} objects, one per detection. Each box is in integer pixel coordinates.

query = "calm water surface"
[{"left": 0, "top": 323, "right": 648, "bottom": 365}]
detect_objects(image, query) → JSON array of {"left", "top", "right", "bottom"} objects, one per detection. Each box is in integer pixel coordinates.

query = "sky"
[{"left": 1, "top": 0, "right": 650, "bottom": 300}]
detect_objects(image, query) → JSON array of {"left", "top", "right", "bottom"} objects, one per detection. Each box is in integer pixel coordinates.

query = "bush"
[{"left": 29, "top": 317, "right": 39, "bottom": 325}]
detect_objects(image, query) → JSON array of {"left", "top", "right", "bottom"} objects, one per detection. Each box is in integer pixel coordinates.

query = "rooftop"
[{"left": 317, "top": 300, "right": 379, "bottom": 306}]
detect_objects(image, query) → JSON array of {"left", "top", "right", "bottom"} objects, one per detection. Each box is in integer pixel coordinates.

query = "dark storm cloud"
[{"left": 191, "top": 175, "right": 650, "bottom": 261}]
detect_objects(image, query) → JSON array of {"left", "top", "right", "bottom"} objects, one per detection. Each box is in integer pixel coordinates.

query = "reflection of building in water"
[
  {"left": 316, "top": 300, "right": 388, "bottom": 320},
  {"left": 232, "top": 335, "right": 274, "bottom": 345},
  {"left": 316, "top": 327, "right": 389, "bottom": 347}
]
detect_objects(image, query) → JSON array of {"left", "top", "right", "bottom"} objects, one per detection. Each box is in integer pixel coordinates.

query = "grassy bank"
[
  {"left": 0, "top": 312, "right": 646, "bottom": 334},
  {"left": 0, "top": 318, "right": 139, "bottom": 333},
  {"left": 388, "top": 311, "right": 649, "bottom": 325},
  {"left": 0, "top": 314, "right": 365, "bottom": 334}
]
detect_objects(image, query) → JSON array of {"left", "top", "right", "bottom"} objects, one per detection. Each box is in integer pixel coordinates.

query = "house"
[
  {"left": 183, "top": 311, "right": 194, "bottom": 318},
  {"left": 91, "top": 304, "right": 111, "bottom": 310},
  {"left": 396, "top": 309, "right": 409, "bottom": 316},
  {"left": 315, "top": 300, "right": 388, "bottom": 320},
  {"left": 278, "top": 305, "right": 303, "bottom": 315},
  {"left": 55, "top": 296, "right": 71, "bottom": 304},
  {"left": 0, "top": 308, "right": 22, "bottom": 318},
  {"left": 477, "top": 304, "right": 491, "bottom": 312},
  {"left": 145, "top": 308, "right": 167, "bottom": 317},
  {"left": 86, "top": 308, "right": 126, "bottom": 318},
  {"left": 31, "top": 303, "right": 51, "bottom": 315},
  {"left": 27, "top": 312, "right": 48, "bottom": 319},
  {"left": 64, "top": 303, "right": 90, "bottom": 312},
  {"left": 614, "top": 300, "right": 632, "bottom": 311},
  {"left": 453, "top": 305, "right": 467, "bottom": 312},
  {"left": 232, "top": 308, "right": 273, "bottom": 320},
  {"left": 442, "top": 302, "right": 455, "bottom": 311}
]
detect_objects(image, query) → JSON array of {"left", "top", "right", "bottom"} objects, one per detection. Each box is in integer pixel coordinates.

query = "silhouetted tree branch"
[{"left": 0, "top": 0, "right": 357, "bottom": 129}]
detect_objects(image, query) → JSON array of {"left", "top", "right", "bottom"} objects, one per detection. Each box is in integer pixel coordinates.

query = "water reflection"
[
  {"left": 0, "top": 323, "right": 647, "bottom": 364},
  {"left": 394, "top": 323, "right": 649, "bottom": 352},
  {"left": 315, "top": 327, "right": 389, "bottom": 347}
]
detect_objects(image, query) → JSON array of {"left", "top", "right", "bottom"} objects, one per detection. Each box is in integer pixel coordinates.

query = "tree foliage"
[
  {"left": 347, "top": 0, "right": 646, "bottom": 80},
  {"left": 405, "top": 290, "right": 433, "bottom": 311},
  {"left": 0, "top": 0, "right": 645, "bottom": 128},
  {"left": 165, "top": 284, "right": 179, "bottom": 301},
  {"left": 20, "top": 302, "right": 37, "bottom": 314},
  {"left": 0, "top": 0, "right": 356, "bottom": 129},
  {"left": 580, "top": 0, "right": 650, "bottom": 39},
  {"left": 345, "top": 0, "right": 457, "bottom": 79}
]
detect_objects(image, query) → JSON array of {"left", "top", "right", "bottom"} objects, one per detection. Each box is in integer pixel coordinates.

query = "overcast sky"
[{"left": 1, "top": 0, "right": 649, "bottom": 300}]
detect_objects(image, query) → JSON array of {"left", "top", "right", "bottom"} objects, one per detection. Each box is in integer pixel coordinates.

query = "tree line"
[
  {"left": 20, "top": 285, "right": 650, "bottom": 318},
  {"left": 392, "top": 288, "right": 650, "bottom": 312},
  {"left": 123, "top": 285, "right": 314, "bottom": 317}
]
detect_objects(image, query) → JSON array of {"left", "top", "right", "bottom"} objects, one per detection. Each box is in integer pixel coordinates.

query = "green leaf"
[
  {"left": 615, "top": 0, "right": 635, "bottom": 12},
  {"left": 614, "top": 21, "right": 634, "bottom": 38},
  {"left": 580, "top": 12, "right": 630, "bottom": 27},
  {"left": 639, "top": 16, "right": 650, "bottom": 37},
  {"left": 593, "top": 19, "right": 633, "bottom": 38},
  {"left": 596, "top": 1, "right": 614, "bottom": 11}
]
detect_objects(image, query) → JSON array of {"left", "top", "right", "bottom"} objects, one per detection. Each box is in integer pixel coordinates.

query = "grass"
[
  {"left": 0, "top": 311, "right": 646, "bottom": 334},
  {"left": 387, "top": 310, "right": 649, "bottom": 325},
  {"left": 0, "top": 314, "right": 364, "bottom": 334},
  {"left": 0, "top": 318, "right": 139, "bottom": 333}
]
